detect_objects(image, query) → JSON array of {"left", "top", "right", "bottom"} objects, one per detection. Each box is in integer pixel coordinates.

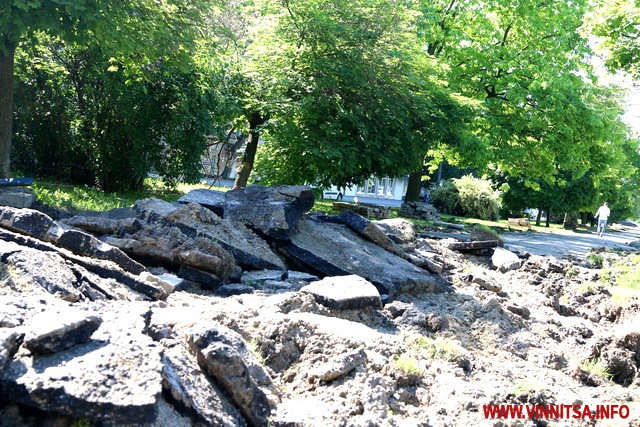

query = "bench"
[
  {"left": 0, "top": 177, "right": 35, "bottom": 208},
  {"left": 507, "top": 217, "right": 532, "bottom": 231},
  {"left": 0, "top": 177, "right": 34, "bottom": 187},
  {"left": 332, "top": 201, "right": 391, "bottom": 219}
]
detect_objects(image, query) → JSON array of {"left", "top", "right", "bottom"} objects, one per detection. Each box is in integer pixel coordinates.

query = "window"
[
  {"left": 377, "top": 178, "right": 386, "bottom": 196},
  {"left": 355, "top": 176, "right": 397, "bottom": 198},
  {"left": 385, "top": 178, "right": 395, "bottom": 197}
]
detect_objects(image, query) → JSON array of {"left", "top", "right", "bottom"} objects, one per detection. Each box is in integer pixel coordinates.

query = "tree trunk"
[
  {"left": 563, "top": 211, "right": 578, "bottom": 230},
  {"left": 579, "top": 211, "right": 588, "bottom": 226},
  {"left": 404, "top": 170, "right": 422, "bottom": 202},
  {"left": 545, "top": 210, "right": 550, "bottom": 227},
  {"left": 436, "top": 161, "right": 444, "bottom": 185},
  {"left": 233, "top": 112, "right": 264, "bottom": 189},
  {"left": 0, "top": 44, "right": 16, "bottom": 178},
  {"left": 535, "top": 207, "right": 542, "bottom": 227}
]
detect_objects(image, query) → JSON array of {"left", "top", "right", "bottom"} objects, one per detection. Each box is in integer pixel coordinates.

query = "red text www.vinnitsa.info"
[{"left": 483, "top": 404, "right": 630, "bottom": 420}]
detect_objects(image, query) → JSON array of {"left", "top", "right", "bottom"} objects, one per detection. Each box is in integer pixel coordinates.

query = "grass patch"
[
  {"left": 566, "top": 266, "right": 580, "bottom": 279},
  {"left": 311, "top": 199, "right": 339, "bottom": 214},
  {"left": 313, "top": 197, "right": 403, "bottom": 220},
  {"left": 614, "top": 255, "right": 640, "bottom": 290},
  {"left": 413, "top": 335, "right": 461, "bottom": 363},
  {"left": 247, "top": 338, "right": 266, "bottom": 365},
  {"left": 581, "top": 358, "right": 613, "bottom": 380},
  {"left": 394, "top": 354, "right": 423, "bottom": 376},
  {"left": 611, "top": 287, "right": 639, "bottom": 306},
  {"left": 32, "top": 178, "right": 225, "bottom": 212},
  {"left": 439, "top": 213, "right": 567, "bottom": 235},
  {"left": 599, "top": 254, "right": 640, "bottom": 306},
  {"left": 587, "top": 254, "right": 604, "bottom": 269},
  {"left": 409, "top": 218, "right": 434, "bottom": 230}
]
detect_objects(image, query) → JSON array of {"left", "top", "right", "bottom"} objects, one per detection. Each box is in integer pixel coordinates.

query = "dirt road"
[{"left": 501, "top": 226, "right": 640, "bottom": 258}]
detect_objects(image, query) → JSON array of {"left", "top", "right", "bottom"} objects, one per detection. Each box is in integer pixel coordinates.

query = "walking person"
[{"left": 594, "top": 202, "right": 611, "bottom": 237}]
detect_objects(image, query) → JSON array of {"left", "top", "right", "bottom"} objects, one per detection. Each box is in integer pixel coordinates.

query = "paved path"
[{"left": 501, "top": 226, "right": 640, "bottom": 259}]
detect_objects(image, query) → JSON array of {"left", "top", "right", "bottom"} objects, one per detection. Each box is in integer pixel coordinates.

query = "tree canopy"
[
  {"left": 3, "top": 0, "right": 640, "bottom": 219},
  {"left": 247, "top": 0, "right": 471, "bottom": 188},
  {"left": 1, "top": 0, "right": 214, "bottom": 180},
  {"left": 590, "top": 0, "right": 640, "bottom": 77}
]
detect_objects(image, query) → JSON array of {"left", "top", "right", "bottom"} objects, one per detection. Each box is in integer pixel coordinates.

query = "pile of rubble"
[
  {"left": 398, "top": 202, "right": 440, "bottom": 221},
  {"left": 0, "top": 185, "right": 638, "bottom": 426}
]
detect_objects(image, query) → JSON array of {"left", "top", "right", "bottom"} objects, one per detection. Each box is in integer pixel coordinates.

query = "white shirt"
[{"left": 595, "top": 205, "right": 610, "bottom": 221}]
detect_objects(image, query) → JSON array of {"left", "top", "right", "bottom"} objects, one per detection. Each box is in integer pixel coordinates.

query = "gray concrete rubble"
[
  {"left": 301, "top": 275, "right": 382, "bottom": 310},
  {"left": 0, "top": 185, "right": 638, "bottom": 426}
]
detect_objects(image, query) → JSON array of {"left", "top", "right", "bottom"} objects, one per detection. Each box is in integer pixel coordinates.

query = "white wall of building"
[{"left": 323, "top": 176, "right": 408, "bottom": 206}]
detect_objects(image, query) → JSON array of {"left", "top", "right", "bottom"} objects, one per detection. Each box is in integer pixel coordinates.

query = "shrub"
[
  {"left": 13, "top": 34, "right": 228, "bottom": 192},
  {"left": 454, "top": 175, "right": 502, "bottom": 220},
  {"left": 431, "top": 175, "right": 502, "bottom": 220},
  {"left": 430, "top": 181, "right": 462, "bottom": 216}
]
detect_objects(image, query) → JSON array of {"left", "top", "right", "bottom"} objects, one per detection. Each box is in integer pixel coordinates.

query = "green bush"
[
  {"left": 13, "top": 34, "right": 230, "bottom": 192},
  {"left": 430, "top": 181, "right": 462, "bottom": 216},
  {"left": 431, "top": 175, "right": 502, "bottom": 220}
]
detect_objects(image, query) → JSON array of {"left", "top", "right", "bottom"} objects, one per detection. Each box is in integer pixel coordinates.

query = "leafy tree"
[
  {"left": 0, "top": 0, "right": 209, "bottom": 178},
  {"left": 13, "top": 26, "right": 233, "bottom": 190},
  {"left": 245, "top": 0, "right": 470, "bottom": 189},
  {"left": 414, "top": 0, "right": 601, "bottom": 181},
  {"left": 408, "top": 0, "right": 639, "bottom": 220},
  {"left": 498, "top": 108, "right": 640, "bottom": 228},
  {"left": 590, "top": 0, "right": 640, "bottom": 77}
]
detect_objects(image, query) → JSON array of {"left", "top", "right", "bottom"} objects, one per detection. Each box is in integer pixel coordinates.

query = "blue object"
[{"left": 0, "top": 177, "right": 34, "bottom": 186}]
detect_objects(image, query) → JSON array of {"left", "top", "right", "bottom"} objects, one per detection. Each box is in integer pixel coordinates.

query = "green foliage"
[
  {"left": 32, "top": 178, "right": 214, "bottom": 211},
  {"left": 4, "top": 0, "right": 234, "bottom": 190},
  {"left": 414, "top": 336, "right": 461, "bottom": 363},
  {"left": 605, "top": 255, "right": 640, "bottom": 290},
  {"left": 34, "top": 184, "right": 133, "bottom": 212},
  {"left": 589, "top": 0, "right": 640, "bottom": 77},
  {"left": 0, "top": 0, "right": 217, "bottom": 178},
  {"left": 430, "top": 181, "right": 462, "bottom": 216},
  {"left": 566, "top": 267, "right": 580, "bottom": 279},
  {"left": 12, "top": 9, "right": 233, "bottom": 192},
  {"left": 417, "top": 0, "right": 637, "bottom": 217},
  {"left": 249, "top": 0, "right": 469, "bottom": 188},
  {"left": 497, "top": 124, "right": 640, "bottom": 222},
  {"left": 587, "top": 254, "right": 604, "bottom": 269},
  {"left": 393, "top": 354, "right": 423, "bottom": 376},
  {"left": 431, "top": 176, "right": 501, "bottom": 220},
  {"left": 4, "top": 0, "right": 640, "bottom": 214},
  {"left": 597, "top": 254, "right": 640, "bottom": 306},
  {"left": 311, "top": 199, "right": 338, "bottom": 214},
  {"left": 581, "top": 358, "right": 613, "bottom": 380},
  {"left": 455, "top": 175, "right": 502, "bottom": 221}
]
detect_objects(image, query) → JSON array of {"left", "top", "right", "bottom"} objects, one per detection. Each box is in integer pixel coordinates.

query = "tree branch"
[
  {"left": 282, "top": 0, "right": 306, "bottom": 43},
  {"left": 501, "top": 22, "right": 513, "bottom": 46}
]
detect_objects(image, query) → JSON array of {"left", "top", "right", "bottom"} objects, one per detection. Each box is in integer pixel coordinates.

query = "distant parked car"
[{"left": 619, "top": 220, "right": 639, "bottom": 227}]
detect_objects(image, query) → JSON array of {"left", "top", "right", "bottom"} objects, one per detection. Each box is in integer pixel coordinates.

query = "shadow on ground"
[{"left": 501, "top": 226, "right": 640, "bottom": 258}]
